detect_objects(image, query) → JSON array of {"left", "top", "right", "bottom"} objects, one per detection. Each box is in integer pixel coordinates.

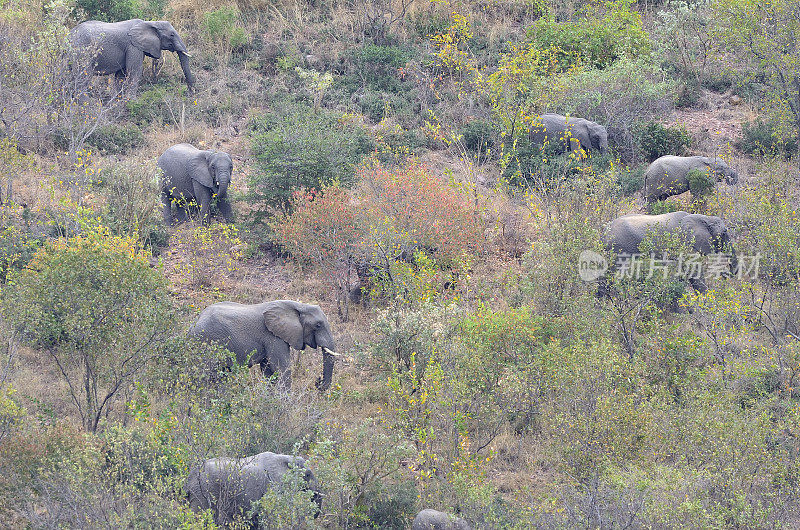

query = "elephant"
[
  {"left": 644, "top": 155, "right": 738, "bottom": 202},
  {"left": 158, "top": 143, "right": 233, "bottom": 225},
  {"left": 603, "top": 211, "right": 737, "bottom": 292},
  {"left": 529, "top": 113, "right": 609, "bottom": 157},
  {"left": 186, "top": 451, "right": 322, "bottom": 526},
  {"left": 189, "top": 299, "right": 339, "bottom": 390},
  {"left": 412, "top": 509, "right": 471, "bottom": 530},
  {"left": 70, "top": 19, "right": 195, "bottom": 96}
]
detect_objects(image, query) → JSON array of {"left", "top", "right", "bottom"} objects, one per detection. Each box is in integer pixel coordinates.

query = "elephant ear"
[
  {"left": 188, "top": 153, "right": 214, "bottom": 188},
  {"left": 263, "top": 300, "right": 304, "bottom": 350},
  {"left": 129, "top": 21, "right": 162, "bottom": 59}
]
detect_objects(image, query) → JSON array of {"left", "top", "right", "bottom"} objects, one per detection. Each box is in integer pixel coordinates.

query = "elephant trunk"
[
  {"left": 178, "top": 50, "right": 195, "bottom": 92},
  {"left": 315, "top": 347, "right": 337, "bottom": 391},
  {"left": 216, "top": 174, "right": 230, "bottom": 199}
]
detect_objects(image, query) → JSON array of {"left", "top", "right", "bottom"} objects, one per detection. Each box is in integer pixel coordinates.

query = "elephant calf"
[
  {"left": 186, "top": 451, "right": 321, "bottom": 526},
  {"left": 529, "top": 113, "right": 609, "bottom": 157},
  {"left": 412, "top": 509, "right": 471, "bottom": 530},
  {"left": 644, "top": 155, "right": 738, "bottom": 202},
  {"left": 158, "top": 143, "right": 233, "bottom": 225},
  {"left": 189, "top": 299, "right": 339, "bottom": 390},
  {"left": 604, "top": 211, "right": 736, "bottom": 292}
]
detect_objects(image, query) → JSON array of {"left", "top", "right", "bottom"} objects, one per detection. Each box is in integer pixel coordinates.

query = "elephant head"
[
  {"left": 701, "top": 157, "right": 738, "bottom": 185},
  {"left": 190, "top": 151, "right": 233, "bottom": 199},
  {"left": 128, "top": 20, "right": 195, "bottom": 90},
  {"left": 588, "top": 122, "right": 609, "bottom": 155},
  {"left": 684, "top": 214, "right": 738, "bottom": 274},
  {"left": 262, "top": 300, "right": 338, "bottom": 391}
]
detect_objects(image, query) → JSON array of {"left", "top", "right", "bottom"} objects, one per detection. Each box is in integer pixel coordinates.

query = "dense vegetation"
[{"left": 1, "top": 0, "right": 799, "bottom": 527}]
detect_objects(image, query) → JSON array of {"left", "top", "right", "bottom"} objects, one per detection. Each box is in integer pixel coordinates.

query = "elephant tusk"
[
  {"left": 321, "top": 347, "right": 341, "bottom": 357},
  {"left": 180, "top": 51, "right": 193, "bottom": 58}
]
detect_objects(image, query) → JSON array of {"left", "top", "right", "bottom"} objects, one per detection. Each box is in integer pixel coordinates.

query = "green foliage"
[
  {"left": 247, "top": 103, "right": 374, "bottom": 213},
  {"left": 127, "top": 85, "right": 189, "bottom": 128},
  {"left": 72, "top": 0, "right": 165, "bottom": 21},
  {"left": 0, "top": 227, "right": 175, "bottom": 432},
  {"left": 551, "top": 58, "right": 674, "bottom": 161},
  {"left": 686, "top": 168, "right": 714, "bottom": 197},
  {"left": 0, "top": 224, "right": 40, "bottom": 284},
  {"left": 460, "top": 118, "right": 497, "bottom": 154},
  {"left": 617, "top": 164, "right": 645, "bottom": 195},
  {"left": 92, "top": 157, "right": 167, "bottom": 249},
  {"left": 345, "top": 44, "right": 408, "bottom": 92},
  {"left": 637, "top": 121, "right": 692, "bottom": 162},
  {"left": 737, "top": 119, "right": 799, "bottom": 158},
  {"left": 528, "top": 0, "right": 650, "bottom": 70},
  {"left": 648, "top": 199, "right": 679, "bottom": 215},
  {"left": 202, "top": 6, "right": 248, "bottom": 53},
  {"left": 85, "top": 123, "right": 144, "bottom": 155}
]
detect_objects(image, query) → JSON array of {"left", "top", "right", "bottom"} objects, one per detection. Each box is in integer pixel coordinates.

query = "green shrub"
[
  {"left": 357, "top": 91, "right": 410, "bottom": 123},
  {"left": 461, "top": 119, "right": 497, "bottom": 154},
  {"left": 737, "top": 119, "right": 798, "bottom": 158},
  {"left": 528, "top": 0, "right": 650, "bottom": 70},
  {"left": 247, "top": 102, "right": 374, "bottom": 213},
  {"left": 345, "top": 44, "right": 408, "bottom": 92},
  {"left": 648, "top": 199, "right": 679, "bottom": 214},
  {"left": 0, "top": 225, "right": 40, "bottom": 284},
  {"left": 0, "top": 227, "right": 175, "bottom": 432},
  {"left": 637, "top": 121, "right": 691, "bottom": 162},
  {"left": 73, "top": 0, "right": 165, "bottom": 22},
  {"left": 551, "top": 58, "right": 674, "bottom": 162},
  {"left": 202, "top": 6, "right": 248, "bottom": 53},
  {"left": 675, "top": 77, "right": 701, "bottom": 108},
  {"left": 686, "top": 168, "right": 714, "bottom": 197},
  {"left": 85, "top": 123, "right": 144, "bottom": 155},
  {"left": 127, "top": 85, "right": 188, "bottom": 127},
  {"left": 364, "top": 480, "right": 418, "bottom": 529},
  {"left": 617, "top": 165, "right": 645, "bottom": 195},
  {"left": 92, "top": 157, "right": 168, "bottom": 250}
]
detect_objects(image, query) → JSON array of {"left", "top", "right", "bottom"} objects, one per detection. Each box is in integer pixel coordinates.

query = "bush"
[
  {"left": 345, "top": 44, "right": 408, "bottom": 92},
  {"left": 686, "top": 168, "right": 714, "bottom": 197},
  {"left": 551, "top": 58, "right": 674, "bottom": 162},
  {"left": 737, "top": 119, "right": 798, "bottom": 158},
  {"left": 528, "top": 0, "right": 650, "bottom": 70},
  {"left": 202, "top": 6, "right": 248, "bottom": 57},
  {"left": 648, "top": 199, "right": 679, "bottom": 214},
  {"left": 92, "top": 157, "right": 167, "bottom": 250},
  {"left": 0, "top": 226, "right": 175, "bottom": 432},
  {"left": 0, "top": 225, "right": 40, "bottom": 284},
  {"left": 637, "top": 121, "right": 691, "bottom": 162},
  {"left": 127, "top": 85, "right": 189, "bottom": 128},
  {"left": 460, "top": 119, "right": 497, "bottom": 154},
  {"left": 617, "top": 165, "right": 646, "bottom": 195},
  {"left": 85, "top": 123, "right": 144, "bottom": 155},
  {"left": 247, "top": 103, "right": 374, "bottom": 213}
]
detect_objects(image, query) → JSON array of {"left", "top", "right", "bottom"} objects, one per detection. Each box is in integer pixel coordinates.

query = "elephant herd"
[{"left": 67, "top": 16, "right": 739, "bottom": 527}]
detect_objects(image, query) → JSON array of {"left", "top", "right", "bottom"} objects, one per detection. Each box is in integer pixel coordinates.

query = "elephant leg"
[
  {"left": 192, "top": 182, "right": 213, "bottom": 224},
  {"left": 217, "top": 199, "right": 234, "bottom": 223},
  {"left": 271, "top": 353, "right": 291, "bottom": 390},
  {"left": 161, "top": 191, "right": 174, "bottom": 226},
  {"left": 260, "top": 360, "right": 274, "bottom": 378},
  {"left": 124, "top": 47, "right": 145, "bottom": 97}
]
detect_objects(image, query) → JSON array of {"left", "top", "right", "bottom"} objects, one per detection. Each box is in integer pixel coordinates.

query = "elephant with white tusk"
[
  {"left": 529, "top": 113, "right": 609, "bottom": 157},
  {"left": 70, "top": 19, "right": 195, "bottom": 96},
  {"left": 644, "top": 155, "right": 738, "bottom": 202},
  {"left": 189, "top": 300, "right": 338, "bottom": 391}
]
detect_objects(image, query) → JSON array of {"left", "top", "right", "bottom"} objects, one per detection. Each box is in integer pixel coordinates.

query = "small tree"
[{"left": 1, "top": 226, "right": 175, "bottom": 432}]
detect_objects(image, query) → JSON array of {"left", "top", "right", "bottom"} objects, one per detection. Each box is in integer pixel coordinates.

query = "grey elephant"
[
  {"left": 70, "top": 19, "right": 195, "bottom": 95},
  {"left": 189, "top": 299, "right": 338, "bottom": 390},
  {"left": 186, "top": 451, "right": 322, "bottom": 526},
  {"left": 644, "top": 155, "right": 738, "bottom": 202},
  {"left": 158, "top": 143, "right": 233, "bottom": 225},
  {"left": 412, "top": 509, "right": 471, "bottom": 530},
  {"left": 604, "top": 211, "right": 736, "bottom": 292},
  {"left": 529, "top": 113, "right": 609, "bottom": 157}
]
